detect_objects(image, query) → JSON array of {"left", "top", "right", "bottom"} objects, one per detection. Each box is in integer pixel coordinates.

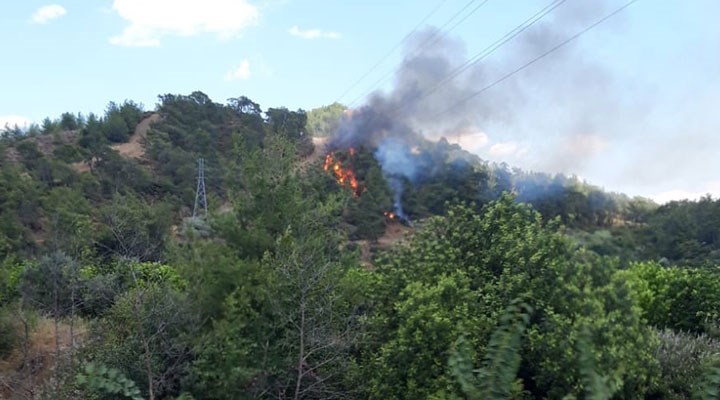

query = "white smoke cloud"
[
  {"left": 31, "top": 4, "right": 67, "bottom": 24},
  {"left": 224, "top": 60, "right": 251, "bottom": 81},
  {"left": 110, "top": 0, "right": 259, "bottom": 47},
  {"left": 0, "top": 115, "right": 31, "bottom": 130},
  {"left": 489, "top": 141, "right": 527, "bottom": 157},
  {"left": 563, "top": 134, "right": 608, "bottom": 156},
  {"left": 444, "top": 125, "right": 488, "bottom": 152}
]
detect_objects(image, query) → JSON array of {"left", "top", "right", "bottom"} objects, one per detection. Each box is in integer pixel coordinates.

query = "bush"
[
  {"left": 52, "top": 144, "right": 84, "bottom": 163},
  {"left": 104, "top": 114, "right": 130, "bottom": 143},
  {"left": 653, "top": 329, "right": 720, "bottom": 399},
  {"left": 0, "top": 307, "right": 18, "bottom": 358},
  {"left": 75, "top": 362, "right": 143, "bottom": 400},
  {"left": 621, "top": 262, "right": 720, "bottom": 333},
  {"left": 88, "top": 285, "right": 198, "bottom": 399},
  {"left": 358, "top": 198, "right": 660, "bottom": 398}
]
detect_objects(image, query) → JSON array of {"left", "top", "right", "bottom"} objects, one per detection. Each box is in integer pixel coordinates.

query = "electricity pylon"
[{"left": 193, "top": 158, "right": 208, "bottom": 218}]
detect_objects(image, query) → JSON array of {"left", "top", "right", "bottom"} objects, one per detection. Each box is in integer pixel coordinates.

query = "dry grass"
[
  {"left": 70, "top": 161, "right": 90, "bottom": 173},
  {"left": 0, "top": 316, "right": 86, "bottom": 399},
  {"left": 377, "top": 223, "right": 413, "bottom": 248},
  {"left": 3, "top": 131, "right": 78, "bottom": 166},
  {"left": 354, "top": 223, "right": 414, "bottom": 269},
  {"left": 297, "top": 136, "right": 329, "bottom": 171}
]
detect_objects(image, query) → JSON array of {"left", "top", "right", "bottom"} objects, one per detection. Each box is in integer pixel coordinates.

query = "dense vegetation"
[{"left": 1, "top": 93, "right": 719, "bottom": 399}]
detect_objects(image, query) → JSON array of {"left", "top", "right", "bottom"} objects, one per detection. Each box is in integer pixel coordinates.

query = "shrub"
[
  {"left": 621, "top": 262, "right": 720, "bottom": 333},
  {"left": 653, "top": 329, "right": 720, "bottom": 399},
  {"left": 0, "top": 307, "right": 18, "bottom": 358}
]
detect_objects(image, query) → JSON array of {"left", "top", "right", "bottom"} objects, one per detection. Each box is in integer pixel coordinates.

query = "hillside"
[
  {"left": 0, "top": 93, "right": 719, "bottom": 399},
  {"left": 1, "top": 93, "right": 716, "bottom": 265}
]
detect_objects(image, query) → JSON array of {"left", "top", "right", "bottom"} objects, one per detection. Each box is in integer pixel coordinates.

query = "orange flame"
[
  {"left": 324, "top": 148, "right": 361, "bottom": 196},
  {"left": 383, "top": 211, "right": 396, "bottom": 220}
]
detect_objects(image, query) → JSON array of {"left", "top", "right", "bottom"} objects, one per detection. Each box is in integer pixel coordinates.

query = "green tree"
[
  {"left": 89, "top": 262, "right": 198, "bottom": 400},
  {"left": 344, "top": 162, "right": 392, "bottom": 241},
  {"left": 104, "top": 112, "right": 131, "bottom": 143},
  {"left": 41, "top": 117, "right": 60, "bottom": 135},
  {"left": 620, "top": 262, "right": 720, "bottom": 333},
  {"left": 97, "top": 194, "right": 172, "bottom": 261},
  {"left": 306, "top": 103, "right": 346, "bottom": 137},
  {"left": 356, "top": 196, "right": 659, "bottom": 398},
  {"left": 60, "top": 112, "right": 80, "bottom": 131}
]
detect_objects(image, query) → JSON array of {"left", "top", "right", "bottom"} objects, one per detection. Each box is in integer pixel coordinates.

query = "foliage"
[
  {"left": 356, "top": 196, "right": 659, "bottom": 398},
  {"left": 449, "top": 301, "right": 533, "bottom": 400},
  {"left": 75, "top": 362, "right": 143, "bottom": 400},
  {"left": 96, "top": 193, "right": 172, "bottom": 261},
  {"left": 306, "top": 102, "right": 346, "bottom": 137},
  {"left": 694, "top": 362, "right": 720, "bottom": 400},
  {"left": 89, "top": 284, "right": 198, "bottom": 399},
  {"left": 642, "top": 196, "right": 720, "bottom": 265},
  {"left": 188, "top": 260, "right": 273, "bottom": 399},
  {"left": 19, "top": 251, "right": 80, "bottom": 317},
  {"left": 620, "top": 262, "right": 720, "bottom": 333},
  {"left": 191, "top": 161, "right": 354, "bottom": 399},
  {"left": 0, "top": 305, "right": 19, "bottom": 358},
  {"left": 575, "top": 326, "right": 622, "bottom": 400},
  {"left": 2, "top": 93, "right": 720, "bottom": 398},
  {"left": 0, "top": 258, "right": 25, "bottom": 305},
  {"left": 653, "top": 329, "right": 720, "bottom": 399},
  {"left": 342, "top": 151, "right": 393, "bottom": 240},
  {"left": 103, "top": 101, "right": 143, "bottom": 143},
  {"left": 216, "top": 134, "right": 336, "bottom": 258}
]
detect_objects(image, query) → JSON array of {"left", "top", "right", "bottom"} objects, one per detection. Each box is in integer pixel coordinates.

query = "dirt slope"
[
  {"left": 71, "top": 113, "right": 160, "bottom": 173},
  {"left": 111, "top": 113, "right": 161, "bottom": 159}
]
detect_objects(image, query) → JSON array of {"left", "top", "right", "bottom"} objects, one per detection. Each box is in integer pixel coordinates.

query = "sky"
[{"left": 1, "top": 0, "right": 719, "bottom": 203}]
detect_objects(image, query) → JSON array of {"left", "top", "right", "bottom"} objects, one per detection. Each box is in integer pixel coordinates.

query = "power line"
[
  {"left": 376, "top": 0, "right": 567, "bottom": 119},
  {"left": 417, "top": 0, "right": 568, "bottom": 102},
  {"left": 422, "top": 0, "right": 491, "bottom": 51},
  {"left": 343, "top": 0, "right": 477, "bottom": 107},
  {"left": 332, "top": 0, "right": 448, "bottom": 104},
  {"left": 435, "top": 0, "right": 642, "bottom": 117},
  {"left": 347, "top": 0, "right": 491, "bottom": 108}
]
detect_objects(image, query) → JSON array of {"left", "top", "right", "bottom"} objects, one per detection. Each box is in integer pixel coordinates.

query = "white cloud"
[
  {"left": 224, "top": 60, "right": 251, "bottom": 81},
  {"left": 110, "top": 0, "right": 259, "bottom": 47},
  {"left": 288, "top": 26, "right": 341, "bottom": 40},
  {"left": 0, "top": 115, "right": 32, "bottom": 130},
  {"left": 444, "top": 125, "right": 488, "bottom": 152},
  {"left": 489, "top": 141, "right": 527, "bottom": 158},
  {"left": 651, "top": 181, "right": 720, "bottom": 204},
  {"left": 31, "top": 4, "right": 67, "bottom": 24}
]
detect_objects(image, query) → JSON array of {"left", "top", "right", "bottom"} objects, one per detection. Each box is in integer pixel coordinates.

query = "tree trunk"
[
  {"left": 54, "top": 278, "right": 60, "bottom": 394},
  {"left": 294, "top": 299, "right": 306, "bottom": 400},
  {"left": 141, "top": 335, "right": 155, "bottom": 400}
]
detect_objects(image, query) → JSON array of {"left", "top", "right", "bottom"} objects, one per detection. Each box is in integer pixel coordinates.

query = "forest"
[{"left": 0, "top": 92, "right": 719, "bottom": 399}]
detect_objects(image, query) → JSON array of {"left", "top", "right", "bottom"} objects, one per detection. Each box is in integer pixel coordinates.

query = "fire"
[
  {"left": 383, "top": 211, "right": 396, "bottom": 220},
  {"left": 324, "top": 148, "right": 361, "bottom": 197}
]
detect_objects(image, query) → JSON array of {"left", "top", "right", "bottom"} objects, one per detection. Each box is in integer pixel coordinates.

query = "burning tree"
[
  {"left": 320, "top": 147, "right": 395, "bottom": 241},
  {"left": 323, "top": 149, "right": 362, "bottom": 197}
]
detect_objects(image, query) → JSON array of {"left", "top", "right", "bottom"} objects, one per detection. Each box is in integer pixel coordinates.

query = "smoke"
[
  {"left": 373, "top": 137, "right": 427, "bottom": 219},
  {"left": 329, "top": 0, "right": 637, "bottom": 217}
]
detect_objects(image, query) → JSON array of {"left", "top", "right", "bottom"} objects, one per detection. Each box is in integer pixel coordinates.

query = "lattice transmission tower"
[{"left": 193, "top": 158, "right": 208, "bottom": 218}]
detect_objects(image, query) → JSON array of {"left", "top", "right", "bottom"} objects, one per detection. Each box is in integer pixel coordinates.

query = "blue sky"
[{"left": 1, "top": 0, "right": 719, "bottom": 203}]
